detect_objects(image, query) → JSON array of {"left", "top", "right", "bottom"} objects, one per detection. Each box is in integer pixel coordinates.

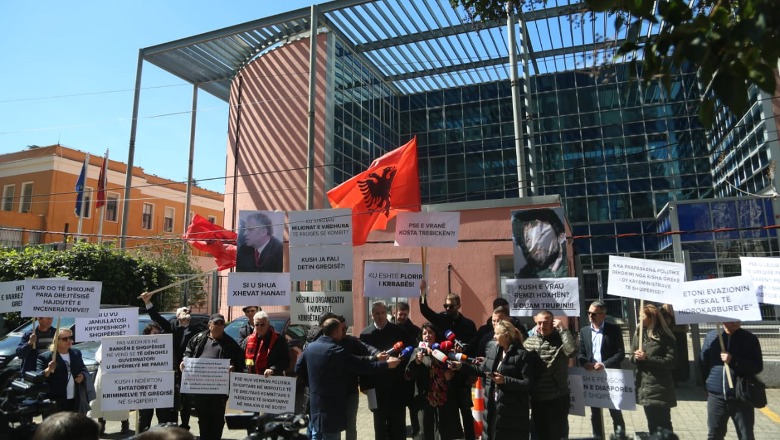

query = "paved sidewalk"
[{"left": 97, "top": 384, "right": 779, "bottom": 439}]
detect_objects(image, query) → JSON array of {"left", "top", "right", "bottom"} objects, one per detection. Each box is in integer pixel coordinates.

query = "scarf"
[
  {"left": 244, "top": 328, "right": 279, "bottom": 374},
  {"left": 427, "top": 358, "right": 448, "bottom": 407}
]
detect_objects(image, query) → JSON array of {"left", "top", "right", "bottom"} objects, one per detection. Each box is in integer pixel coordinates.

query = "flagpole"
[
  {"left": 97, "top": 149, "right": 108, "bottom": 242},
  {"left": 76, "top": 153, "right": 89, "bottom": 242}
]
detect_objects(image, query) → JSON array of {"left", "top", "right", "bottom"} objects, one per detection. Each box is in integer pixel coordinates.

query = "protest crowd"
[{"left": 8, "top": 279, "right": 765, "bottom": 440}]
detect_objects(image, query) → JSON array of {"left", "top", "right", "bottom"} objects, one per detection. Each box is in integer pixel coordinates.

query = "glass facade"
[
  {"left": 325, "top": 35, "right": 779, "bottom": 291},
  {"left": 331, "top": 39, "right": 399, "bottom": 186}
]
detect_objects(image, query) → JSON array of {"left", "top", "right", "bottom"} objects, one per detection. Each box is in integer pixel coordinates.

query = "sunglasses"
[
  {"left": 587, "top": 312, "right": 603, "bottom": 317},
  {"left": 443, "top": 303, "right": 458, "bottom": 309},
  {"left": 60, "top": 336, "right": 74, "bottom": 341}
]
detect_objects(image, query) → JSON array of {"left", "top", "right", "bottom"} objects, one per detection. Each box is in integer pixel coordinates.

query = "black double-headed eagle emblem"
[{"left": 358, "top": 166, "right": 397, "bottom": 216}]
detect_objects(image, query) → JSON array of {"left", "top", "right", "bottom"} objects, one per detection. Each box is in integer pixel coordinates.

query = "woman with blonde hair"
[
  {"left": 631, "top": 303, "right": 677, "bottom": 435},
  {"left": 459, "top": 319, "right": 535, "bottom": 440}
]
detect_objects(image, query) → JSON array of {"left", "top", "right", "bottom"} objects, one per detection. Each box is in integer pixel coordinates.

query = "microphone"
[
  {"left": 438, "top": 340, "right": 454, "bottom": 352},
  {"left": 444, "top": 330, "right": 465, "bottom": 350},
  {"left": 399, "top": 346, "right": 414, "bottom": 359},
  {"left": 383, "top": 341, "right": 405, "bottom": 355},
  {"left": 431, "top": 349, "right": 449, "bottom": 364},
  {"left": 447, "top": 352, "right": 481, "bottom": 364}
]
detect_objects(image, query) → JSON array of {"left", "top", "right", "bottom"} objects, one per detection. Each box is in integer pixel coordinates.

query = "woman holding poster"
[{"left": 630, "top": 304, "right": 677, "bottom": 435}]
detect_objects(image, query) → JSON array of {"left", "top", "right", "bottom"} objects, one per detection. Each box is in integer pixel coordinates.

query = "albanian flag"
[{"left": 327, "top": 137, "right": 421, "bottom": 245}]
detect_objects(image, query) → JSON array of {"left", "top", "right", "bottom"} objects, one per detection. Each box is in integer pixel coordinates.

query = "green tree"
[
  {"left": 450, "top": 0, "right": 780, "bottom": 124},
  {"left": 0, "top": 242, "right": 205, "bottom": 329}
]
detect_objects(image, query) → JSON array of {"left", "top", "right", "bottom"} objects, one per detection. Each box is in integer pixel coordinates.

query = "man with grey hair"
[
  {"left": 578, "top": 300, "right": 626, "bottom": 439},
  {"left": 236, "top": 211, "right": 283, "bottom": 272},
  {"left": 360, "top": 301, "right": 414, "bottom": 440}
]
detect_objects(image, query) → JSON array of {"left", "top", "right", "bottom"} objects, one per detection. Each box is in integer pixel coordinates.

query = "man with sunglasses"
[
  {"left": 578, "top": 301, "right": 626, "bottom": 439},
  {"left": 418, "top": 280, "right": 478, "bottom": 440}
]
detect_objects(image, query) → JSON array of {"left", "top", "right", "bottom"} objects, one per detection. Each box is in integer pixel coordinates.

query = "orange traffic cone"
[{"left": 472, "top": 377, "right": 485, "bottom": 438}]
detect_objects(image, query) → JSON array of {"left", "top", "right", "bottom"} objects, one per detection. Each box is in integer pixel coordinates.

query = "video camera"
[
  {"left": 226, "top": 412, "right": 309, "bottom": 440},
  {"left": 1, "top": 371, "right": 58, "bottom": 439}
]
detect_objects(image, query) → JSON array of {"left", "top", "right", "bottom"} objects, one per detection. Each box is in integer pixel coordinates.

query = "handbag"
[{"left": 735, "top": 375, "right": 767, "bottom": 408}]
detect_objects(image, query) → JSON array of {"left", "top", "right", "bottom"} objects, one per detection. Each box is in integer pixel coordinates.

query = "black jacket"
[
  {"left": 419, "top": 297, "right": 477, "bottom": 351},
  {"left": 578, "top": 321, "right": 625, "bottom": 369},
  {"left": 235, "top": 236, "right": 284, "bottom": 272},
  {"left": 464, "top": 342, "right": 534, "bottom": 438},
  {"left": 37, "top": 348, "right": 89, "bottom": 402},
  {"left": 359, "top": 322, "right": 412, "bottom": 408},
  {"left": 700, "top": 327, "right": 763, "bottom": 399},
  {"left": 147, "top": 304, "right": 206, "bottom": 366},
  {"left": 17, "top": 326, "right": 57, "bottom": 373},
  {"left": 184, "top": 330, "right": 245, "bottom": 374}
]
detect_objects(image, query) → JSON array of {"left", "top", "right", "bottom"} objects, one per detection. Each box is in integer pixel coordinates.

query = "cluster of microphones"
[{"left": 381, "top": 330, "right": 484, "bottom": 369}]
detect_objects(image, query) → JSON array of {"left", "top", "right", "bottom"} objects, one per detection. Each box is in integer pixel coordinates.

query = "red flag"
[
  {"left": 327, "top": 137, "right": 421, "bottom": 245},
  {"left": 95, "top": 150, "right": 108, "bottom": 209},
  {"left": 184, "top": 214, "right": 238, "bottom": 270}
]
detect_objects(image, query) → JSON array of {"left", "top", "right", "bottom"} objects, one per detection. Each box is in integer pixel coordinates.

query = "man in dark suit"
[
  {"left": 360, "top": 301, "right": 414, "bottom": 440},
  {"left": 236, "top": 211, "right": 283, "bottom": 272},
  {"left": 578, "top": 300, "right": 626, "bottom": 439},
  {"left": 296, "top": 317, "right": 399, "bottom": 440}
]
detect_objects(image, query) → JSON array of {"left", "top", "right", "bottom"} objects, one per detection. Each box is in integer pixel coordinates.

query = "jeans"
[
  {"left": 310, "top": 424, "right": 342, "bottom": 440},
  {"left": 707, "top": 394, "right": 755, "bottom": 440},
  {"left": 643, "top": 405, "right": 673, "bottom": 434},
  {"left": 590, "top": 407, "right": 626, "bottom": 438}
]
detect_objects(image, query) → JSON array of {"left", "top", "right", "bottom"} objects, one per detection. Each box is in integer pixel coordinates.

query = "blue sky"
[{"left": 0, "top": 0, "right": 315, "bottom": 193}]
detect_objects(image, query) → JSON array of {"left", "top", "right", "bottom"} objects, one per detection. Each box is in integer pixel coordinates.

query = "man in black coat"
[
  {"left": 236, "top": 211, "right": 283, "bottom": 272},
  {"left": 140, "top": 292, "right": 206, "bottom": 429},
  {"left": 181, "top": 314, "right": 244, "bottom": 440},
  {"left": 578, "top": 300, "right": 626, "bottom": 439},
  {"left": 360, "top": 301, "right": 414, "bottom": 440},
  {"left": 700, "top": 321, "right": 763, "bottom": 440},
  {"left": 419, "top": 281, "right": 478, "bottom": 440},
  {"left": 392, "top": 301, "right": 421, "bottom": 438},
  {"left": 17, "top": 316, "right": 56, "bottom": 373}
]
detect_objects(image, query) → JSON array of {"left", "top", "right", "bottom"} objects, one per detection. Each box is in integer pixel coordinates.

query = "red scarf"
[{"left": 245, "top": 328, "right": 279, "bottom": 374}]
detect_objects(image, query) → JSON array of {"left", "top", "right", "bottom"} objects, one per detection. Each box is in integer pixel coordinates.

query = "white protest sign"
[
  {"left": 0, "top": 280, "right": 24, "bottom": 313},
  {"left": 228, "top": 374, "right": 296, "bottom": 414},
  {"left": 227, "top": 272, "right": 291, "bottom": 306},
  {"left": 674, "top": 276, "right": 762, "bottom": 324},
  {"left": 363, "top": 262, "right": 424, "bottom": 298},
  {"left": 289, "top": 244, "right": 353, "bottom": 281},
  {"left": 568, "top": 373, "right": 586, "bottom": 416},
  {"left": 288, "top": 209, "right": 352, "bottom": 245},
  {"left": 607, "top": 256, "right": 684, "bottom": 301},
  {"left": 394, "top": 212, "right": 460, "bottom": 247},
  {"left": 574, "top": 367, "right": 636, "bottom": 410},
  {"left": 21, "top": 279, "right": 102, "bottom": 318},
  {"left": 507, "top": 278, "right": 580, "bottom": 317},
  {"left": 181, "top": 358, "right": 231, "bottom": 394},
  {"left": 100, "top": 334, "right": 173, "bottom": 373},
  {"left": 740, "top": 257, "right": 780, "bottom": 305},
  {"left": 100, "top": 371, "right": 175, "bottom": 411},
  {"left": 291, "top": 291, "right": 354, "bottom": 326},
  {"left": 75, "top": 308, "right": 138, "bottom": 342}
]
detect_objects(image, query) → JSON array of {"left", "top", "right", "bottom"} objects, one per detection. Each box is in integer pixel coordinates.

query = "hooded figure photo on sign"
[{"left": 511, "top": 208, "right": 568, "bottom": 279}]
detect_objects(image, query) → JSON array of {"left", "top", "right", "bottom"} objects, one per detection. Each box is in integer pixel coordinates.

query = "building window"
[
  {"left": 105, "top": 193, "right": 119, "bottom": 222},
  {"left": 163, "top": 207, "right": 175, "bottom": 233},
  {"left": 142, "top": 203, "right": 153, "bottom": 230},
  {"left": 20, "top": 182, "right": 33, "bottom": 213},
  {"left": 2, "top": 185, "right": 14, "bottom": 211},
  {"left": 78, "top": 188, "right": 93, "bottom": 219},
  {"left": 207, "top": 216, "right": 217, "bottom": 224}
]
